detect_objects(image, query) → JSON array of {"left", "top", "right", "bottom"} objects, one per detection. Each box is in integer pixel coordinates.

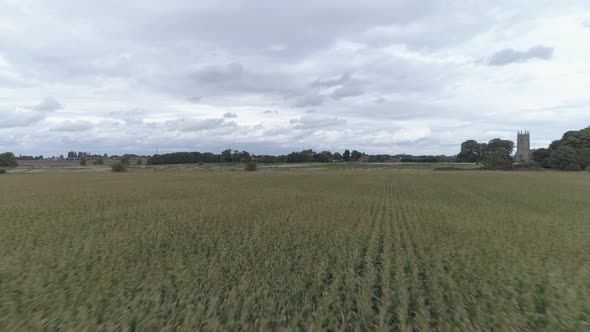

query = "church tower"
[{"left": 515, "top": 131, "right": 531, "bottom": 162}]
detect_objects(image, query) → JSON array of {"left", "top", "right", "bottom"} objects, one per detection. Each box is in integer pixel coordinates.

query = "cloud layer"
[
  {"left": 0, "top": 1, "right": 589, "bottom": 156},
  {"left": 487, "top": 46, "right": 554, "bottom": 66}
]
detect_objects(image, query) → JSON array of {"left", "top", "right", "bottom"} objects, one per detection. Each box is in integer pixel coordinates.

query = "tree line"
[
  {"left": 457, "top": 126, "right": 590, "bottom": 171},
  {"left": 532, "top": 126, "right": 590, "bottom": 171},
  {"left": 146, "top": 149, "right": 455, "bottom": 165},
  {"left": 457, "top": 138, "right": 515, "bottom": 170},
  {"left": 3, "top": 126, "right": 587, "bottom": 170}
]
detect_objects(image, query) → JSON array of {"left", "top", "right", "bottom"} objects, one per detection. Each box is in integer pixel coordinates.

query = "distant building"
[
  {"left": 357, "top": 155, "right": 369, "bottom": 163},
  {"left": 515, "top": 130, "right": 531, "bottom": 162}
]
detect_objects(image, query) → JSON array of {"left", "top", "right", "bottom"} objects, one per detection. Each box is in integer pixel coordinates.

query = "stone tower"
[{"left": 515, "top": 130, "right": 531, "bottom": 162}]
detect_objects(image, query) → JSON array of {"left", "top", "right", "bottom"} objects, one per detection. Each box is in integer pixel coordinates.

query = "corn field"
[{"left": 1, "top": 170, "right": 589, "bottom": 330}]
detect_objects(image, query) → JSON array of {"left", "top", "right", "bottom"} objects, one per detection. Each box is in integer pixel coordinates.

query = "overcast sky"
[{"left": 1, "top": 0, "right": 589, "bottom": 156}]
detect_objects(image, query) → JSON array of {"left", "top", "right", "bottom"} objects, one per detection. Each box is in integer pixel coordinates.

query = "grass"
[{"left": 1, "top": 170, "right": 589, "bottom": 330}]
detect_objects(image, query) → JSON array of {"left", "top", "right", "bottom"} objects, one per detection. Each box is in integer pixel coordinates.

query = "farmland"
[{"left": 1, "top": 169, "right": 590, "bottom": 330}]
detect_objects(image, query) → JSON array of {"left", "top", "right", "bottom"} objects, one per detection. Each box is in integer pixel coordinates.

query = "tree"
[
  {"left": 485, "top": 138, "right": 514, "bottom": 158},
  {"left": 479, "top": 143, "right": 489, "bottom": 162},
  {"left": 94, "top": 157, "right": 104, "bottom": 165},
  {"left": 343, "top": 149, "right": 351, "bottom": 162},
  {"left": 80, "top": 157, "right": 87, "bottom": 166},
  {"left": 457, "top": 140, "right": 481, "bottom": 162},
  {"left": 111, "top": 162, "right": 127, "bottom": 172},
  {"left": 548, "top": 146, "right": 578, "bottom": 170},
  {"left": 136, "top": 159, "right": 143, "bottom": 166},
  {"left": 221, "top": 149, "right": 233, "bottom": 162},
  {"left": 120, "top": 157, "right": 130, "bottom": 165},
  {"left": 351, "top": 150, "right": 362, "bottom": 162},
  {"left": 333, "top": 152, "right": 343, "bottom": 161},
  {"left": 313, "top": 151, "right": 332, "bottom": 163},
  {"left": 532, "top": 148, "right": 551, "bottom": 166},
  {"left": 482, "top": 150, "right": 513, "bottom": 170},
  {"left": 0, "top": 152, "right": 18, "bottom": 167},
  {"left": 285, "top": 149, "right": 314, "bottom": 163},
  {"left": 577, "top": 148, "right": 590, "bottom": 170}
]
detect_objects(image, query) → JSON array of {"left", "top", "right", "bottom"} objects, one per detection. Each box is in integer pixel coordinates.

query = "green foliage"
[
  {"left": 576, "top": 147, "right": 590, "bottom": 170},
  {"left": 79, "top": 157, "right": 87, "bottom": 166},
  {"left": 545, "top": 126, "right": 590, "bottom": 170},
  {"left": 244, "top": 161, "right": 257, "bottom": 171},
  {"left": 486, "top": 138, "right": 514, "bottom": 157},
  {"left": 563, "top": 163, "right": 582, "bottom": 171},
  {"left": 512, "top": 161, "right": 540, "bottom": 169},
  {"left": 0, "top": 152, "right": 18, "bottom": 167},
  {"left": 343, "top": 149, "right": 351, "bottom": 161},
  {"left": 136, "top": 159, "right": 143, "bottom": 166},
  {"left": 482, "top": 149, "right": 513, "bottom": 170},
  {"left": 93, "top": 157, "right": 104, "bottom": 165},
  {"left": 351, "top": 150, "right": 362, "bottom": 161},
  {"left": 111, "top": 162, "right": 127, "bottom": 172},
  {"left": 0, "top": 169, "right": 6, "bottom": 174},
  {"left": 458, "top": 138, "right": 515, "bottom": 168},
  {"left": 458, "top": 139, "right": 481, "bottom": 162},
  {"left": 286, "top": 149, "right": 314, "bottom": 163},
  {"left": 532, "top": 148, "right": 551, "bottom": 166},
  {"left": 548, "top": 146, "right": 578, "bottom": 170},
  {"left": 313, "top": 151, "right": 332, "bottom": 163}
]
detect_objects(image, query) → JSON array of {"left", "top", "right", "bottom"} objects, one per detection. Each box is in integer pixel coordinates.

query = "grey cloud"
[
  {"left": 264, "top": 110, "right": 279, "bottom": 114},
  {"left": 289, "top": 116, "right": 346, "bottom": 130},
  {"left": 193, "top": 63, "right": 244, "bottom": 84},
  {"left": 331, "top": 84, "right": 364, "bottom": 100},
  {"left": 1, "top": 110, "right": 45, "bottom": 128},
  {"left": 50, "top": 120, "right": 93, "bottom": 132},
  {"left": 223, "top": 112, "right": 238, "bottom": 118},
  {"left": 108, "top": 110, "right": 145, "bottom": 125},
  {"left": 166, "top": 118, "right": 236, "bottom": 132},
  {"left": 311, "top": 74, "right": 351, "bottom": 88},
  {"left": 294, "top": 94, "right": 325, "bottom": 108},
  {"left": 487, "top": 45, "right": 554, "bottom": 66},
  {"left": 32, "top": 97, "right": 63, "bottom": 112}
]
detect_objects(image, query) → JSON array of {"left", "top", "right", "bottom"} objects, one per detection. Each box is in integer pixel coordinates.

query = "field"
[{"left": 1, "top": 169, "right": 590, "bottom": 330}]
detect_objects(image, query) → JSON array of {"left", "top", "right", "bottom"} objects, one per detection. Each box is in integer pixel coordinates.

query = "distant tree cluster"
[
  {"left": 66, "top": 151, "right": 110, "bottom": 159},
  {"left": 148, "top": 152, "right": 227, "bottom": 165},
  {"left": 533, "top": 126, "right": 590, "bottom": 171},
  {"left": 457, "top": 138, "right": 515, "bottom": 170},
  {"left": 399, "top": 155, "right": 454, "bottom": 163},
  {"left": 16, "top": 155, "right": 44, "bottom": 160},
  {"left": 0, "top": 152, "right": 18, "bottom": 167},
  {"left": 457, "top": 126, "right": 590, "bottom": 171},
  {"left": 146, "top": 148, "right": 462, "bottom": 166}
]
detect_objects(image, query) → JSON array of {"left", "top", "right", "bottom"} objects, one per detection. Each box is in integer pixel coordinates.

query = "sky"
[{"left": 1, "top": 0, "right": 589, "bottom": 156}]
